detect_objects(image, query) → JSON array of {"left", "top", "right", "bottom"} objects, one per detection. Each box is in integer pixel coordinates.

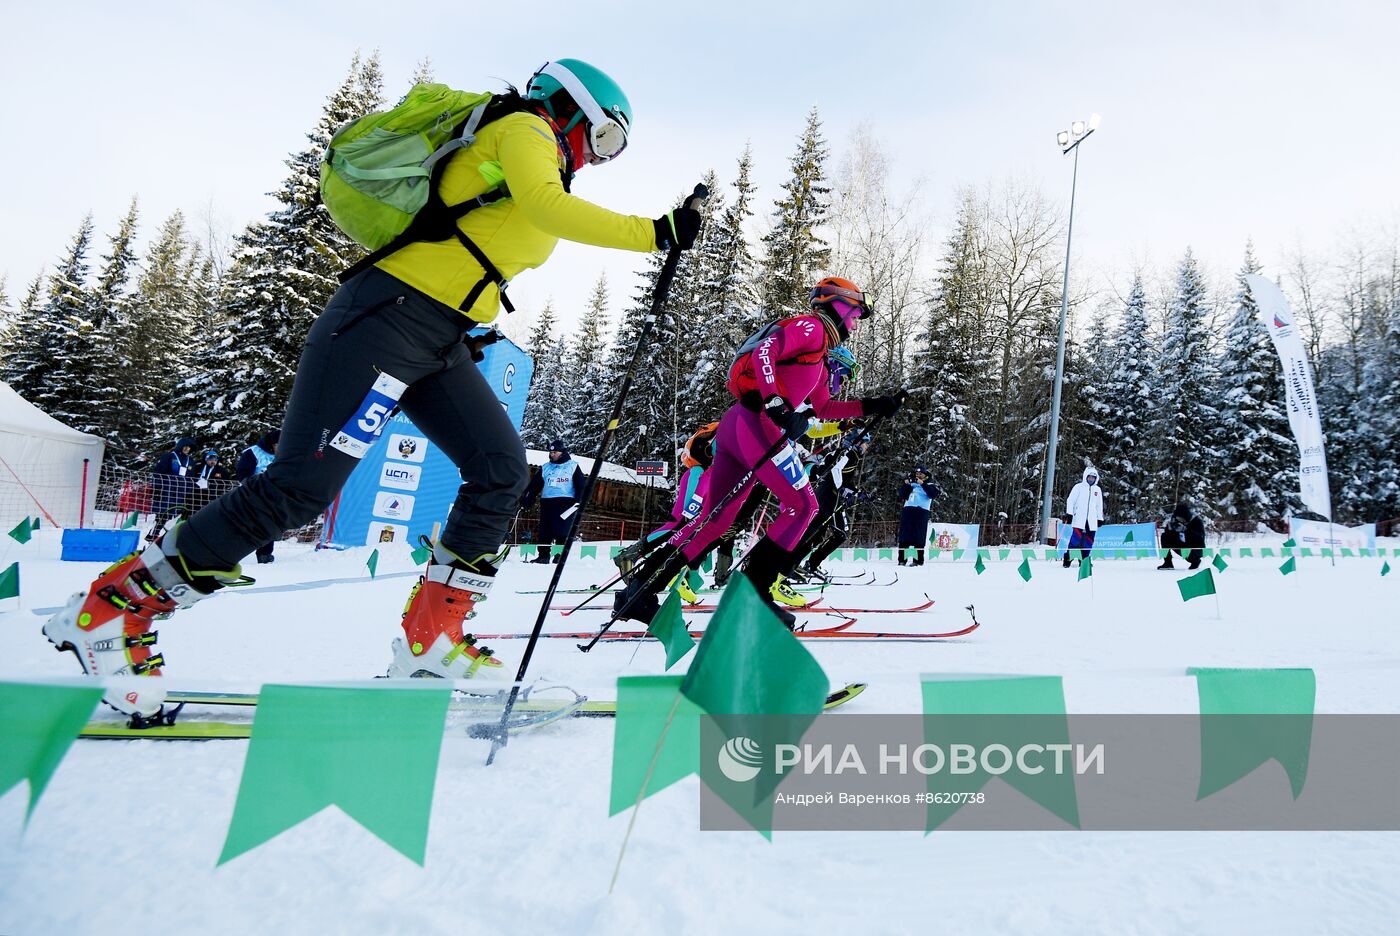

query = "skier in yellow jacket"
[{"left": 44, "top": 59, "right": 702, "bottom": 726}]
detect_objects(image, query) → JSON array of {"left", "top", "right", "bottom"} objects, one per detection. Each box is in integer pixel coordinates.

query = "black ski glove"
[
  {"left": 464, "top": 329, "right": 501, "bottom": 363},
  {"left": 763, "top": 395, "right": 811, "bottom": 442},
  {"left": 861, "top": 389, "right": 908, "bottom": 418},
  {"left": 653, "top": 207, "right": 702, "bottom": 251}
]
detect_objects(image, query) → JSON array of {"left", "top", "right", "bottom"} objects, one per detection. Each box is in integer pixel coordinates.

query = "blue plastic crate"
[{"left": 60, "top": 529, "right": 141, "bottom": 563}]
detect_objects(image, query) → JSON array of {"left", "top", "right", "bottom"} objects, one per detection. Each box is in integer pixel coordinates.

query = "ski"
[
  {"left": 160, "top": 689, "right": 617, "bottom": 716},
  {"left": 474, "top": 616, "right": 860, "bottom": 642},
  {"left": 551, "top": 596, "right": 935, "bottom": 615},
  {"left": 81, "top": 681, "right": 870, "bottom": 738}
]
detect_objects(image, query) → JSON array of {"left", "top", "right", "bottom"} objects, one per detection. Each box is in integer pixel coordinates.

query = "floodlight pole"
[{"left": 1038, "top": 123, "right": 1096, "bottom": 543}]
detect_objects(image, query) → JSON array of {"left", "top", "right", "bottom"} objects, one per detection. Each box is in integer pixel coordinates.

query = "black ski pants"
[{"left": 178, "top": 268, "right": 527, "bottom": 570}]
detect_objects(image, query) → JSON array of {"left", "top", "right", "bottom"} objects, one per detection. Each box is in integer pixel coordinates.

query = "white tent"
[{"left": 0, "top": 381, "right": 105, "bottom": 529}]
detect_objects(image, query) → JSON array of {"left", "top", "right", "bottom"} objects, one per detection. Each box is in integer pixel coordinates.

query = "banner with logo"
[
  {"left": 322, "top": 333, "right": 533, "bottom": 548},
  {"left": 1287, "top": 518, "right": 1376, "bottom": 552},
  {"left": 927, "top": 522, "right": 979, "bottom": 556},
  {"left": 1245, "top": 275, "right": 1332, "bottom": 520},
  {"left": 1056, "top": 522, "right": 1157, "bottom": 557}
]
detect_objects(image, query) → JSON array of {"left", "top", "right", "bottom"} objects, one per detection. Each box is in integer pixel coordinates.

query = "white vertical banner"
[{"left": 1245, "top": 274, "right": 1332, "bottom": 520}]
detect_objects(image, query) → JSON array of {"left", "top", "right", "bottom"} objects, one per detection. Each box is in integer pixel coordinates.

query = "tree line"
[{"left": 1, "top": 51, "right": 1395, "bottom": 531}]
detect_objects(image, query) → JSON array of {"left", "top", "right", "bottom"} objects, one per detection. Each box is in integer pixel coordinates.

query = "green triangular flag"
[
  {"left": 647, "top": 588, "right": 695, "bottom": 671},
  {"left": 0, "top": 562, "right": 18, "bottom": 602},
  {"left": 609, "top": 676, "right": 703, "bottom": 816},
  {"left": 7, "top": 518, "right": 32, "bottom": 545},
  {"left": 1279, "top": 557, "right": 1296, "bottom": 576},
  {"left": 1382, "top": 561, "right": 1391, "bottom": 577},
  {"left": 410, "top": 544, "right": 431, "bottom": 566},
  {"left": 1212, "top": 553, "right": 1228, "bottom": 573},
  {"left": 684, "top": 574, "right": 829, "bottom": 837},
  {"left": 1123, "top": 529, "right": 1134, "bottom": 543},
  {"left": 1077, "top": 553, "right": 1093, "bottom": 581},
  {"left": 1017, "top": 557, "right": 1033, "bottom": 582},
  {"left": 974, "top": 554, "right": 986, "bottom": 575},
  {"left": 1282, "top": 538, "right": 1296, "bottom": 548},
  {"left": 219, "top": 685, "right": 451, "bottom": 865},
  {"left": 120, "top": 511, "right": 139, "bottom": 530},
  {"left": 0, "top": 682, "right": 104, "bottom": 823},
  {"left": 30, "top": 517, "right": 41, "bottom": 531},
  {"left": 366, "top": 548, "right": 379, "bottom": 578},
  {"left": 1189, "top": 668, "right": 1315, "bottom": 800},
  {"left": 1178, "top": 567, "right": 1216, "bottom": 601},
  {"left": 921, "top": 675, "right": 1080, "bottom": 830}
]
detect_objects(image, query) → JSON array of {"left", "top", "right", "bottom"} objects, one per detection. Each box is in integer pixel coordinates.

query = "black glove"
[
  {"left": 464, "top": 329, "right": 501, "bottom": 363},
  {"left": 1062, "top": 514, "right": 1073, "bottom": 524},
  {"left": 861, "top": 389, "right": 908, "bottom": 418},
  {"left": 653, "top": 207, "right": 702, "bottom": 251},
  {"left": 763, "top": 395, "right": 811, "bottom": 442}
]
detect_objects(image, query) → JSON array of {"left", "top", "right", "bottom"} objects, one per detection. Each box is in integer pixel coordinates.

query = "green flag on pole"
[
  {"left": 921, "top": 675, "right": 1080, "bottom": 831},
  {"left": 120, "top": 511, "right": 139, "bottom": 530},
  {"left": 219, "top": 685, "right": 451, "bottom": 865},
  {"left": 1077, "top": 553, "right": 1092, "bottom": 581},
  {"left": 684, "top": 574, "right": 829, "bottom": 837},
  {"left": 1382, "top": 561, "right": 1391, "bottom": 577},
  {"left": 1177, "top": 567, "right": 1216, "bottom": 602},
  {"left": 647, "top": 587, "right": 696, "bottom": 671},
  {"left": 1017, "top": 557, "right": 1033, "bottom": 582},
  {"left": 1189, "top": 668, "right": 1315, "bottom": 800},
  {"left": 1212, "top": 553, "right": 1228, "bottom": 573},
  {"left": 974, "top": 553, "right": 986, "bottom": 575},
  {"left": 0, "top": 562, "right": 18, "bottom": 603},
  {"left": 0, "top": 682, "right": 103, "bottom": 823},
  {"left": 410, "top": 544, "right": 431, "bottom": 566},
  {"left": 1279, "top": 557, "right": 1297, "bottom": 576},
  {"left": 608, "top": 676, "right": 703, "bottom": 816},
  {"left": 365, "top": 548, "right": 379, "bottom": 578},
  {"left": 7, "top": 519, "right": 32, "bottom": 545}
]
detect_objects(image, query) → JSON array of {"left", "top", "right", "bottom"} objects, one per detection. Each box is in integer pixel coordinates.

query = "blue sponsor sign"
[
  {"left": 1056, "top": 522, "right": 1158, "bottom": 557},
  {"left": 323, "top": 332, "right": 534, "bottom": 548}
]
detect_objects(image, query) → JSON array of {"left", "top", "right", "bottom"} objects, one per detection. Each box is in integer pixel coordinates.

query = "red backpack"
[{"left": 726, "top": 315, "right": 830, "bottom": 400}]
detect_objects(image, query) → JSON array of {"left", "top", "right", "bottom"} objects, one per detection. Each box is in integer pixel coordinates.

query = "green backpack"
[{"left": 321, "top": 83, "right": 526, "bottom": 309}]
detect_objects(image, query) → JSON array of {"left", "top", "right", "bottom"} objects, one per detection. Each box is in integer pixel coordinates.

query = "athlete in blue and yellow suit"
[{"left": 45, "top": 60, "right": 705, "bottom": 721}]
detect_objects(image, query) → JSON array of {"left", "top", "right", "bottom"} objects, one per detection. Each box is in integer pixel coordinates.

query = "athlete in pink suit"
[{"left": 615, "top": 276, "right": 906, "bottom": 625}]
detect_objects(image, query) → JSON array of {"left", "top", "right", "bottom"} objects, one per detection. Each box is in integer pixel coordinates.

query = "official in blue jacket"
[
  {"left": 520, "top": 439, "right": 587, "bottom": 563},
  {"left": 896, "top": 465, "right": 942, "bottom": 566}
]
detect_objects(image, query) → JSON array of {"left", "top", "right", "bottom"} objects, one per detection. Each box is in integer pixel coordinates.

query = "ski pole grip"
[{"left": 684, "top": 183, "right": 709, "bottom": 211}]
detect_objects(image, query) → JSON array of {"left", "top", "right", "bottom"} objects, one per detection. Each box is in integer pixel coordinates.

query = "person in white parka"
[{"left": 1062, "top": 465, "right": 1105, "bottom": 568}]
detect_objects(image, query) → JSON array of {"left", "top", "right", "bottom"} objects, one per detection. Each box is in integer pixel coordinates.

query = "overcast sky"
[{"left": 3, "top": 0, "right": 1396, "bottom": 339}]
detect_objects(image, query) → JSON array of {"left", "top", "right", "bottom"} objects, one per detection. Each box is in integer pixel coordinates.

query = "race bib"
[
  {"left": 331, "top": 372, "right": 408, "bottom": 459},
  {"left": 770, "top": 445, "right": 810, "bottom": 491}
]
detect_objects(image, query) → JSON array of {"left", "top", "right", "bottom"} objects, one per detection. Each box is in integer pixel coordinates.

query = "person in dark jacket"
[
  {"left": 147, "top": 437, "right": 198, "bottom": 541},
  {"left": 197, "top": 450, "right": 234, "bottom": 484},
  {"left": 520, "top": 439, "right": 587, "bottom": 563},
  {"left": 793, "top": 426, "right": 872, "bottom": 579},
  {"left": 235, "top": 431, "right": 280, "bottom": 563},
  {"left": 896, "top": 465, "right": 942, "bottom": 566},
  {"left": 1158, "top": 501, "right": 1206, "bottom": 570}
]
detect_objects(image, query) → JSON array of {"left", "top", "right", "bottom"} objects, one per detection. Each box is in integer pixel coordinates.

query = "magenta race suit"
[{"left": 668, "top": 314, "right": 865, "bottom": 560}]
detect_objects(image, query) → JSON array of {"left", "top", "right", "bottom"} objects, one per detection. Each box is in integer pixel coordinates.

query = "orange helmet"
[
  {"left": 810, "top": 277, "right": 872, "bottom": 319},
  {"left": 682, "top": 421, "right": 720, "bottom": 469}
]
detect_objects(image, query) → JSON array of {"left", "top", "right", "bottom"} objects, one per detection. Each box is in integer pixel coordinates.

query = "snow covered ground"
[{"left": 2, "top": 531, "right": 1398, "bottom": 935}]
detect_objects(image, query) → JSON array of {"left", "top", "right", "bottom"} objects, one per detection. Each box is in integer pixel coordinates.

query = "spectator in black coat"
[
  {"left": 236, "top": 431, "right": 280, "bottom": 563},
  {"left": 1158, "top": 501, "right": 1206, "bottom": 570},
  {"left": 148, "top": 437, "right": 197, "bottom": 541},
  {"left": 197, "top": 450, "right": 234, "bottom": 484}
]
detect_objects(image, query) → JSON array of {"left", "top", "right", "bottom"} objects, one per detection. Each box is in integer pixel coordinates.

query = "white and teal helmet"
[{"left": 527, "top": 59, "right": 632, "bottom": 162}]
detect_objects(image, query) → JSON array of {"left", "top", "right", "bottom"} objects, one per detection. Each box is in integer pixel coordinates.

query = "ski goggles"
[
  {"left": 535, "top": 61, "right": 630, "bottom": 163},
  {"left": 811, "top": 284, "right": 873, "bottom": 319}
]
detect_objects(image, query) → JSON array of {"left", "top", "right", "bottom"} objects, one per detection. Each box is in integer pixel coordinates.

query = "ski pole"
[
  {"left": 577, "top": 431, "right": 793, "bottom": 652},
  {"left": 485, "top": 183, "right": 709, "bottom": 766}
]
